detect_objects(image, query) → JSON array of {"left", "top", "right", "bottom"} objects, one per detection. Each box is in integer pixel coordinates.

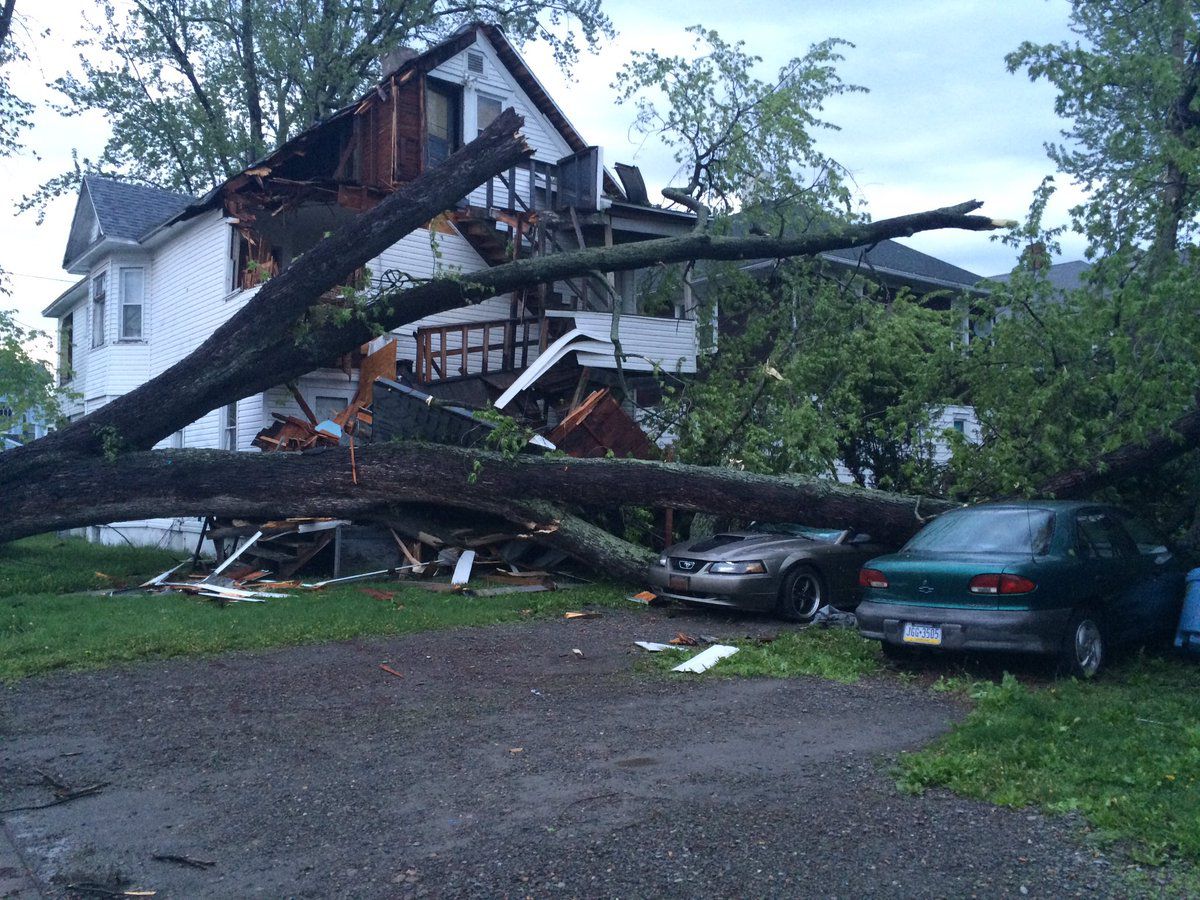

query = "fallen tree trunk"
[
  {"left": 1037, "top": 400, "right": 1200, "bottom": 499},
  {"left": 1, "top": 443, "right": 957, "bottom": 554}
]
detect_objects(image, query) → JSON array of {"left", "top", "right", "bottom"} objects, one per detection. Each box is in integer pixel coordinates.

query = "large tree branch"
[
  {"left": 0, "top": 443, "right": 956, "bottom": 549},
  {"left": 1037, "top": 399, "right": 1200, "bottom": 498},
  {"left": 236, "top": 200, "right": 1014, "bottom": 409},
  {"left": 1, "top": 108, "right": 533, "bottom": 477}
]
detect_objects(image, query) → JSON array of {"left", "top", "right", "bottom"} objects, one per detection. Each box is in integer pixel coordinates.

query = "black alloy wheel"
[{"left": 778, "top": 565, "right": 824, "bottom": 622}]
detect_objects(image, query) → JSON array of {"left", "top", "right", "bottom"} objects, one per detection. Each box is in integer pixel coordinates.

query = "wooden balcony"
[{"left": 414, "top": 317, "right": 540, "bottom": 383}]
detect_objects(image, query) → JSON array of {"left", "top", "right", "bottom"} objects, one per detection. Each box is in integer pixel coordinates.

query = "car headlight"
[
  {"left": 708, "top": 560, "right": 767, "bottom": 575},
  {"left": 656, "top": 554, "right": 668, "bottom": 567}
]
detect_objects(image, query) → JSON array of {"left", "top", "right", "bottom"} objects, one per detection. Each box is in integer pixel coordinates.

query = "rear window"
[{"left": 904, "top": 508, "right": 1056, "bottom": 555}]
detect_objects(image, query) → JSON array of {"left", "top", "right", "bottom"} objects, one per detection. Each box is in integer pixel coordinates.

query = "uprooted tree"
[{"left": 7, "top": 109, "right": 1200, "bottom": 579}]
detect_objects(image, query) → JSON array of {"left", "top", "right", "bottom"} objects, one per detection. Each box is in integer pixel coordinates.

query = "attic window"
[
  {"left": 58, "top": 314, "right": 74, "bottom": 384},
  {"left": 232, "top": 227, "right": 280, "bottom": 291},
  {"left": 425, "top": 80, "right": 461, "bottom": 167},
  {"left": 476, "top": 94, "right": 503, "bottom": 137},
  {"left": 467, "top": 51, "right": 484, "bottom": 74}
]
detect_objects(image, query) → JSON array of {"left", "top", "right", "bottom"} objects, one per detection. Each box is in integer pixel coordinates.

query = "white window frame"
[
  {"left": 475, "top": 92, "right": 504, "bottom": 138},
  {"left": 91, "top": 271, "right": 107, "bottom": 348},
  {"left": 222, "top": 402, "right": 239, "bottom": 451},
  {"left": 58, "top": 310, "right": 75, "bottom": 384},
  {"left": 118, "top": 266, "right": 146, "bottom": 340}
]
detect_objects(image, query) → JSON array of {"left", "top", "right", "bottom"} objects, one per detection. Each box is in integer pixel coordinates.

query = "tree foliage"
[
  {"left": 27, "top": 0, "right": 612, "bottom": 207},
  {"left": 612, "top": 26, "right": 864, "bottom": 219},
  {"left": 1008, "top": 0, "right": 1200, "bottom": 259},
  {"left": 660, "top": 262, "right": 961, "bottom": 495},
  {"left": 0, "top": 310, "right": 67, "bottom": 438}
]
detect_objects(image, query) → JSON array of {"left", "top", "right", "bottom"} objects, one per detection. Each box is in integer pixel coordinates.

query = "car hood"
[{"left": 667, "top": 531, "right": 832, "bottom": 560}]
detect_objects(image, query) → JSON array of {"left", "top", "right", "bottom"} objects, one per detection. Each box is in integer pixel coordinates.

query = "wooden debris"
[
  {"left": 379, "top": 664, "right": 405, "bottom": 678},
  {"left": 0, "top": 780, "right": 108, "bottom": 814},
  {"left": 548, "top": 388, "right": 658, "bottom": 460},
  {"left": 564, "top": 611, "right": 600, "bottom": 620},
  {"left": 669, "top": 632, "right": 700, "bottom": 646},
  {"left": 151, "top": 854, "right": 216, "bottom": 870}
]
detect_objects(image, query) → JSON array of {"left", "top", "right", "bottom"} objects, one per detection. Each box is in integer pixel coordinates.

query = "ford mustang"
[{"left": 646, "top": 524, "right": 887, "bottom": 621}]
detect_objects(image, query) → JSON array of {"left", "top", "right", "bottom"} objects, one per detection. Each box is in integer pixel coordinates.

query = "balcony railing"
[{"left": 414, "top": 317, "right": 539, "bottom": 383}]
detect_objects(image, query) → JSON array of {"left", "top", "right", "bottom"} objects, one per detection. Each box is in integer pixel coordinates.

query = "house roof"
[
  {"left": 61, "top": 176, "right": 195, "bottom": 271},
  {"left": 84, "top": 175, "right": 194, "bottom": 242},
  {"left": 823, "top": 240, "right": 984, "bottom": 290},
  {"left": 41, "top": 276, "right": 88, "bottom": 318},
  {"left": 988, "top": 259, "right": 1091, "bottom": 292},
  {"left": 733, "top": 237, "right": 985, "bottom": 295},
  {"left": 161, "top": 21, "right": 623, "bottom": 231}
]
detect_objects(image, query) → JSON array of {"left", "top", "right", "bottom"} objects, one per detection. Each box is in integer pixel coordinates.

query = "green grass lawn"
[
  {"left": 0, "top": 534, "right": 629, "bottom": 680},
  {"left": 899, "top": 654, "right": 1200, "bottom": 870},
  {"left": 640, "top": 627, "right": 884, "bottom": 683},
  {"left": 6, "top": 534, "right": 1200, "bottom": 882}
]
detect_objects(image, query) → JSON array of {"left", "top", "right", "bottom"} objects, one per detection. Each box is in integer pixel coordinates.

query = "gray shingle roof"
[
  {"left": 84, "top": 175, "right": 195, "bottom": 242},
  {"left": 988, "top": 259, "right": 1091, "bottom": 292},
  {"left": 822, "top": 240, "right": 983, "bottom": 289}
]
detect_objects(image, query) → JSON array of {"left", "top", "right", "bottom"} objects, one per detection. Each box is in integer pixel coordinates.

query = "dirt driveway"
[{"left": 2, "top": 607, "right": 1121, "bottom": 898}]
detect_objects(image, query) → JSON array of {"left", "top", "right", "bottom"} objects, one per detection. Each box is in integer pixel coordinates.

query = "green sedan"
[{"left": 855, "top": 501, "right": 1183, "bottom": 677}]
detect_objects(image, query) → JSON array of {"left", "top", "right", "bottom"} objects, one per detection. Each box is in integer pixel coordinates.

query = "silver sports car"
[{"left": 646, "top": 524, "right": 888, "bottom": 621}]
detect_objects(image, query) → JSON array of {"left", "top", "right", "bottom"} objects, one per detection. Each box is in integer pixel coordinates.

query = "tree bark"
[
  {"left": 1037, "top": 399, "right": 1200, "bottom": 499},
  {"left": 0, "top": 443, "right": 956, "bottom": 551},
  {"left": 0, "top": 108, "right": 534, "bottom": 479}
]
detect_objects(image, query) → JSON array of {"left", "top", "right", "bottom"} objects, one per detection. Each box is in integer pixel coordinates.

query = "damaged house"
[{"left": 43, "top": 23, "right": 699, "bottom": 550}]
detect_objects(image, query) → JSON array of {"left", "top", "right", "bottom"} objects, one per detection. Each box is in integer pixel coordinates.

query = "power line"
[{"left": 6, "top": 271, "right": 77, "bottom": 284}]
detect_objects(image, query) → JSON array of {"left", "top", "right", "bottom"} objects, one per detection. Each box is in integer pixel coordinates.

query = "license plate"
[
  {"left": 668, "top": 575, "right": 689, "bottom": 591},
  {"left": 903, "top": 623, "right": 942, "bottom": 646}
]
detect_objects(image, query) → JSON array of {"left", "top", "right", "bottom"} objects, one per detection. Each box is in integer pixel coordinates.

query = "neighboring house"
[
  {"left": 824, "top": 240, "right": 986, "bottom": 464},
  {"left": 43, "top": 22, "right": 699, "bottom": 549},
  {"left": 0, "top": 402, "right": 50, "bottom": 448},
  {"left": 708, "top": 238, "right": 987, "bottom": 476}
]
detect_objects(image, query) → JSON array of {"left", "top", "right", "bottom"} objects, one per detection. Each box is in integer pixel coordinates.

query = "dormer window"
[
  {"left": 425, "top": 80, "right": 461, "bottom": 167},
  {"left": 91, "top": 272, "right": 106, "bottom": 348}
]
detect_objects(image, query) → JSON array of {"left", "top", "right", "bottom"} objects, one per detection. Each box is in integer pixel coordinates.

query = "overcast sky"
[{"left": 0, "top": 0, "right": 1081, "bottom": 336}]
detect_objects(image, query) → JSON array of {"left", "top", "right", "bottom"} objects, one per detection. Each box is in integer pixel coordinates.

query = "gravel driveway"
[{"left": 1, "top": 606, "right": 1121, "bottom": 898}]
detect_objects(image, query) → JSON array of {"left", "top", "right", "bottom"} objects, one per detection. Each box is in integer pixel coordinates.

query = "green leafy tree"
[
  {"left": 661, "top": 262, "right": 962, "bottom": 495},
  {"left": 613, "top": 25, "right": 864, "bottom": 220},
  {"left": 0, "top": 310, "right": 68, "bottom": 439},
  {"left": 27, "top": 0, "right": 613, "bottom": 207},
  {"left": 616, "top": 27, "right": 965, "bottom": 496},
  {"left": 1008, "top": 0, "right": 1200, "bottom": 262}
]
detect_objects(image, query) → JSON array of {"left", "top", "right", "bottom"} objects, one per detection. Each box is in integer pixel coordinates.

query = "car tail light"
[
  {"left": 859, "top": 568, "right": 888, "bottom": 589},
  {"left": 969, "top": 573, "right": 1037, "bottom": 595}
]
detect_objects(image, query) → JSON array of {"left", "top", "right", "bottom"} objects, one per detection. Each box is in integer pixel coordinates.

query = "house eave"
[
  {"left": 42, "top": 277, "right": 88, "bottom": 318},
  {"left": 64, "top": 237, "right": 143, "bottom": 275}
]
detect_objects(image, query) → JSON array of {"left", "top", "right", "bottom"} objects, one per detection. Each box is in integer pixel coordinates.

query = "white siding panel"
[
  {"left": 430, "top": 35, "right": 577, "bottom": 211},
  {"left": 552, "top": 311, "right": 698, "bottom": 374}
]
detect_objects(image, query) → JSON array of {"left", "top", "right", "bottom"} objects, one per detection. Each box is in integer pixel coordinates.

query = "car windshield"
[
  {"left": 750, "top": 523, "right": 842, "bottom": 542},
  {"left": 903, "top": 508, "right": 1056, "bottom": 555}
]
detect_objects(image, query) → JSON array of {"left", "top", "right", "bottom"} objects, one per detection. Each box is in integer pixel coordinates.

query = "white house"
[{"left": 43, "top": 22, "right": 701, "bottom": 549}]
